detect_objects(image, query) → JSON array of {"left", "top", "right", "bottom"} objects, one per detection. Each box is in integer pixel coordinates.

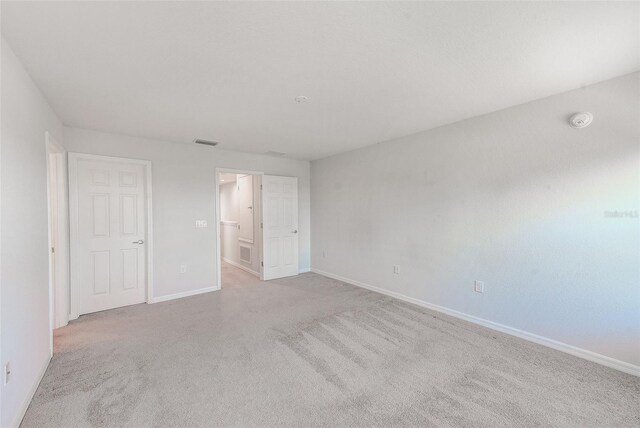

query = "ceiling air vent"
[
  {"left": 265, "top": 151, "right": 286, "bottom": 157},
  {"left": 194, "top": 139, "right": 220, "bottom": 147}
]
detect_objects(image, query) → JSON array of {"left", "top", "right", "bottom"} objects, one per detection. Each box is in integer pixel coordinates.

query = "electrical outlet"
[
  {"left": 180, "top": 264, "right": 187, "bottom": 274},
  {"left": 195, "top": 220, "right": 208, "bottom": 228},
  {"left": 4, "top": 362, "right": 10, "bottom": 385},
  {"left": 393, "top": 265, "right": 400, "bottom": 275},
  {"left": 474, "top": 280, "right": 484, "bottom": 293}
]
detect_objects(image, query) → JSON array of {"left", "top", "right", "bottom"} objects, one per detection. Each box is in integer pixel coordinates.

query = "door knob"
[
  {"left": 132, "top": 240, "right": 144, "bottom": 244},
  {"left": 292, "top": 230, "right": 298, "bottom": 234}
]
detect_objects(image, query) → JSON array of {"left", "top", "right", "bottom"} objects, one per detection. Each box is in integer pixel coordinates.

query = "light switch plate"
[
  {"left": 195, "top": 220, "right": 208, "bottom": 228},
  {"left": 474, "top": 280, "right": 484, "bottom": 293}
]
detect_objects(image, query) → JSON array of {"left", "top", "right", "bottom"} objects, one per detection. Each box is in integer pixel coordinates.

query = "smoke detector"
[
  {"left": 265, "top": 151, "right": 286, "bottom": 157},
  {"left": 569, "top": 112, "right": 593, "bottom": 129}
]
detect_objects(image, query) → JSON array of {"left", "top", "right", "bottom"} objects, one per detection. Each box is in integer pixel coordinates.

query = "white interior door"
[
  {"left": 262, "top": 175, "right": 299, "bottom": 280},
  {"left": 71, "top": 154, "right": 148, "bottom": 315}
]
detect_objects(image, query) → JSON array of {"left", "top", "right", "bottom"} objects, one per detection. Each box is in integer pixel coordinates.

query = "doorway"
[
  {"left": 217, "top": 171, "right": 262, "bottom": 288},
  {"left": 215, "top": 170, "right": 300, "bottom": 288}
]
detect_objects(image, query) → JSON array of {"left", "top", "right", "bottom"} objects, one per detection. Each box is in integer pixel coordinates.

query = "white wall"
[
  {"left": 63, "top": 127, "right": 310, "bottom": 299},
  {"left": 1, "top": 37, "right": 64, "bottom": 427},
  {"left": 220, "top": 221, "right": 240, "bottom": 266},
  {"left": 311, "top": 72, "right": 640, "bottom": 369},
  {"left": 219, "top": 181, "right": 241, "bottom": 268},
  {"left": 219, "top": 181, "right": 238, "bottom": 222}
]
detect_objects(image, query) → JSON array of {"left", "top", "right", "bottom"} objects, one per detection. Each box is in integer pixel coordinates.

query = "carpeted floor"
[
  {"left": 22, "top": 264, "right": 640, "bottom": 427},
  {"left": 220, "top": 260, "right": 261, "bottom": 289}
]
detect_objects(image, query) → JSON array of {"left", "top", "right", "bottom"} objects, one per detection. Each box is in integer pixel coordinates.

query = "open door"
[{"left": 261, "top": 175, "right": 299, "bottom": 280}]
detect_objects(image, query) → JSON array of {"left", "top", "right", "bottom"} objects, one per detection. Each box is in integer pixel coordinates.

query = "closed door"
[
  {"left": 262, "top": 175, "right": 298, "bottom": 280},
  {"left": 71, "top": 154, "right": 148, "bottom": 315}
]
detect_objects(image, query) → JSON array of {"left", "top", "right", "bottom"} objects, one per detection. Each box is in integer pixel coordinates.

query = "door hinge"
[
  {"left": 261, "top": 261, "right": 264, "bottom": 267},
  {"left": 260, "top": 184, "right": 263, "bottom": 190},
  {"left": 238, "top": 224, "right": 240, "bottom": 229},
  {"left": 51, "top": 247, "right": 55, "bottom": 254},
  {"left": 260, "top": 222, "right": 263, "bottom": 229}
]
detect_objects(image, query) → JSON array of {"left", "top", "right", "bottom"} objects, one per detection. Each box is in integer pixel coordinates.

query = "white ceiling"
[{"left": 2, "top": 2, "right": 638, "bottom": 160}]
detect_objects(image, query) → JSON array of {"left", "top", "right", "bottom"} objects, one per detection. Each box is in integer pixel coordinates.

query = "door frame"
[
  {"left": 215, "top": 167, "right": 264, "bottom": 288},
  {"left": 68, "top": 152, "right": 154, "bottom": 320},
  {"left": 45, "top": 133, "right": 69, "bottom": 351}
]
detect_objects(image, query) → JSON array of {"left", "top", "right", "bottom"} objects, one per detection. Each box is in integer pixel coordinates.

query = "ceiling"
[{"left": 2, "top": 2, "right": 638, "bottom": 160}]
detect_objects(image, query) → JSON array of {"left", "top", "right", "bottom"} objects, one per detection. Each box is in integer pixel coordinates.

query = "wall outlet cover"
[
  {"left": 4, "top": 362, "right": 10, "bottom": 385},
  {"left": 474, "top": 280, "right": 484, "bottom": 293}
]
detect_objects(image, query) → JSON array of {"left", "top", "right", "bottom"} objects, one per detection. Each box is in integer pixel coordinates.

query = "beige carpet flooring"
[{"left": 21, "top": 263, "right": 640, "bottom": 427}]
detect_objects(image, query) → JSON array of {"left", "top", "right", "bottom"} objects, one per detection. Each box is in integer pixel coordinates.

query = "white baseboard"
[
  {"left": 150, "top": 286, "right": 217, "bottom": 304},
  {"left": 299, "top": 267, "right": 311, "bottom": 274},
  {"left": 222, "top": 257, "right": 260, "bottom": 278},
  {"left": 12, "top": 354, "right": 51, "bottom": 428},
  {"left": 311, "top": 268, "right": 640, "bottom": 377}
]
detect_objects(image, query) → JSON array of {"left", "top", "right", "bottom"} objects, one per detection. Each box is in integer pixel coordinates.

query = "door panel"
[
  {"left": 122, "top": 248, "right": 139, "bottom": 290},
  {"left": 92, "top": 251, "right": 110, "bottom": 295},
  {"left": 73, "top": 156, "right": 147, "bottom": 315},
  {"left": 120, "top": 195, "right": 138, "bottom": 235},
  {"left": 92, "top": 194, "right": 110, "bottom": 236},
  {"left": 262, "top": 175, "right": 299, "bottom": 280}
]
